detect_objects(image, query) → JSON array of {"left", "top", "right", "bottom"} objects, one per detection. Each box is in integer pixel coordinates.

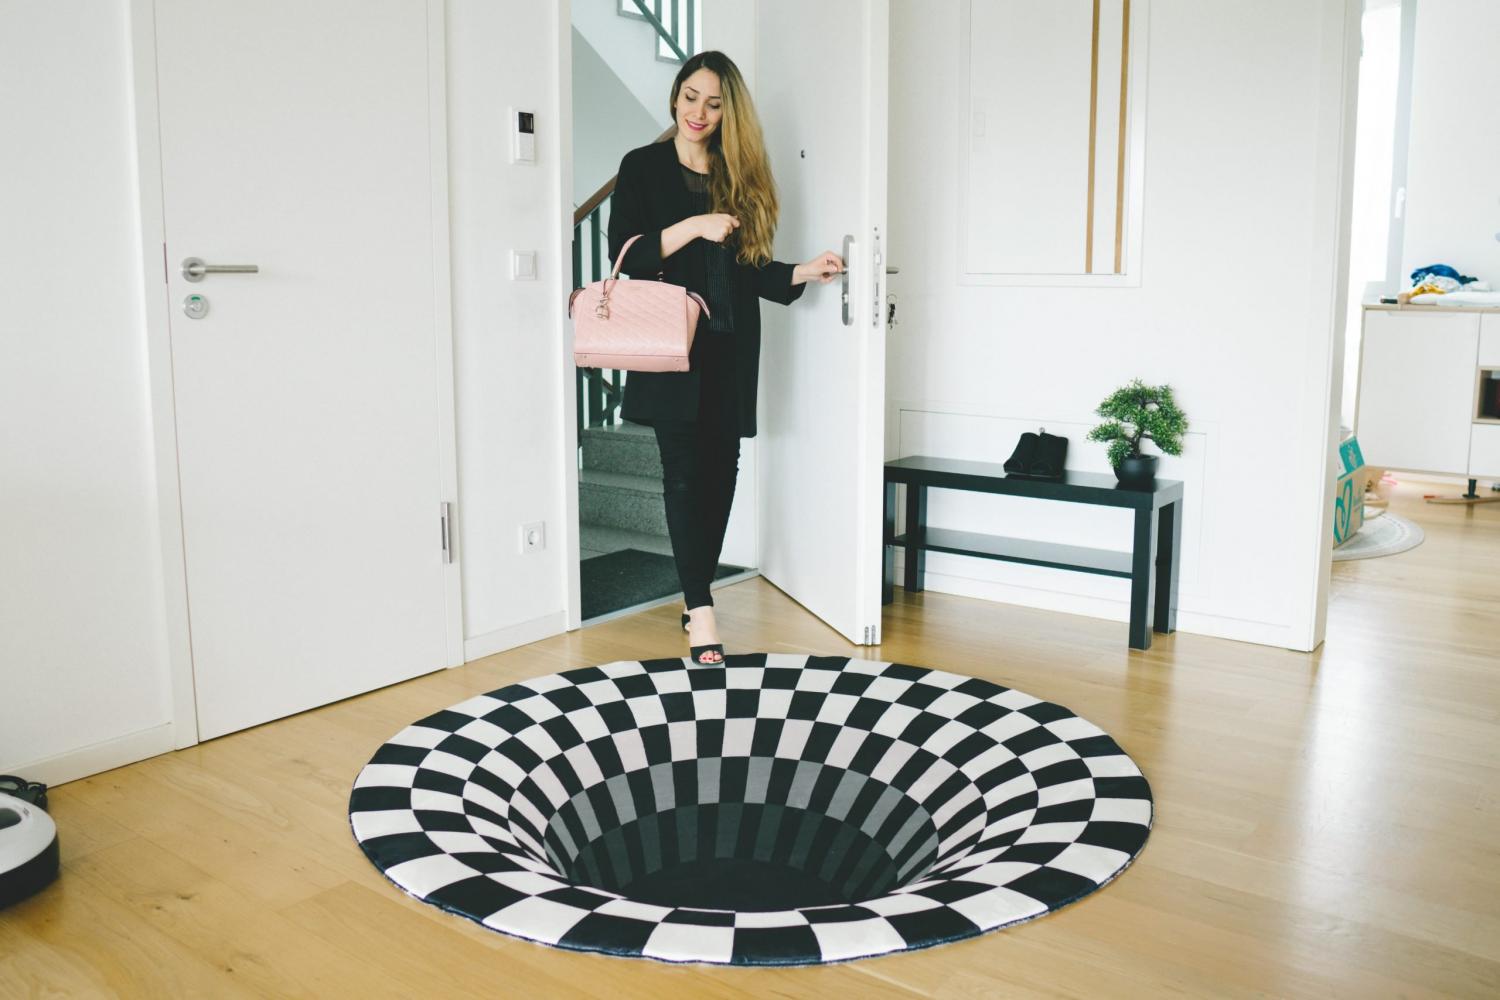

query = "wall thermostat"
[{"left": 511, "top": 109, "right": 535, "bottom": 164}]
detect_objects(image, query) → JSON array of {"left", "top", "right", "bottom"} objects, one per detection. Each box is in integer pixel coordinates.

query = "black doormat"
[{"left": 581, "top": 548, "right": 745, "bottom": 621}]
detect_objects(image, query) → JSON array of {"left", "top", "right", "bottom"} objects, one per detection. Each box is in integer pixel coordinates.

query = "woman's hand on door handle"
[{"left": 793, "top": 250, "right": 844, "bottom": 285}]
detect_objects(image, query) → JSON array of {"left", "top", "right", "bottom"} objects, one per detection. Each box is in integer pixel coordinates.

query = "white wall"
[
  {"left": 572, "top": 26, "right": 663, "bottom": 204},
  {"left": 447, "top": 0, "right": 576, "bottom": 661},
  {"left": 0, "top": 1, "right": 180, "bottom": 780},
  {"left": 1, "top": 0, "right": 577, "bottom": 782},
  {"left": 887, "top": 0, "right": 1356, "bottom": 649},
  {"left": 1401, "top": 0, "right": 1500, "bottom": 285}
]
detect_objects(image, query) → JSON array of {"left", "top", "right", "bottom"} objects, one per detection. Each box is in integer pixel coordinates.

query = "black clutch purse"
[{"left": 1003, "top": 429, "right": 1068, "bottom": 480}]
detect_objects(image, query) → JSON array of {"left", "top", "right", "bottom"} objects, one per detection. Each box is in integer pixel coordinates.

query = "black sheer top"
[{"left": 680, "top": 166, "right": 736, "bottom": 334}]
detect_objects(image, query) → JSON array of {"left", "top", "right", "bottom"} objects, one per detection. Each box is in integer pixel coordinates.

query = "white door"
[
  {"left": 755, "top": 1, "right": 889, "bottom": 645},
  {"left": 152, "top": 0, "right": 459, "bottom": 739}
]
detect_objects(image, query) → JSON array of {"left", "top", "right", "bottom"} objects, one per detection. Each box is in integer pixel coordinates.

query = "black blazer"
[{"left": 607, "top": 138, "right": 805, "bottom": 438}]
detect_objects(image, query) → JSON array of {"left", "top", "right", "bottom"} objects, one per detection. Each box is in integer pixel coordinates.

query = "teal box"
[{"left": 1338, "top": 436, "right": 1364, "bottom": 475}]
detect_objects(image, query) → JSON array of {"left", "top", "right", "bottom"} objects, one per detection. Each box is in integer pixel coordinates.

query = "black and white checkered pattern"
[{"left": 349, "top": 654, "right": 1152, "bottom": 965}]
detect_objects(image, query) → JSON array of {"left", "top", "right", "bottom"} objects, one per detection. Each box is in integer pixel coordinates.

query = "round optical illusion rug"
[{"left": 348, "top": 654, "right": 1153, "bottom": 966}]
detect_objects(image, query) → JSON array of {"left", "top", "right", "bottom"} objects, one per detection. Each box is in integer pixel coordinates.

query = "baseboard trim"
[
  {"left": 907, "top": 568, "right": 1307, "bottom": 651},
  {"left": 5, "top": 723, "right": 178, "bottom": 789},
  {"left": 463, "top": 611, "right": 570, "bottom": 663}
]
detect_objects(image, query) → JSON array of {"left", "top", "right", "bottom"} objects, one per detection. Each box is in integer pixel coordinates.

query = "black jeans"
[{"left": 653, "top": 420, "right": 741, "bottom": 611}]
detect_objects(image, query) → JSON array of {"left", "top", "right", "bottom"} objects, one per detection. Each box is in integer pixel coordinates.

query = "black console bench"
[{"left": 882, "top": 455, "right": 1184, "bottom": 650}]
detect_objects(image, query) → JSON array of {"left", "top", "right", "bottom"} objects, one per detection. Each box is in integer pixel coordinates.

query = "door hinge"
[
  {"left": 863, "top": 624, "right": 879, "bottom": 645},
  {"left": 440, "top": 502, "right": 453, "bottom": 563}
]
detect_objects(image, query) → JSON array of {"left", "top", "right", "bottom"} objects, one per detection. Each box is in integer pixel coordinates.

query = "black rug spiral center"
[{"left": 544, "top": 760, "right": 938, "bottom": 911}]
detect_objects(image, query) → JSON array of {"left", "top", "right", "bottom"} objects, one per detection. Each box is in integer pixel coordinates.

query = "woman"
[{"left": 607, "top": 51, "right": 842, "bottom": 666}]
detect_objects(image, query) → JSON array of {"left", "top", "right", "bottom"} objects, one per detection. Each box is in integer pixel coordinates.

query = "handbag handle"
[
  {"left": 587, "top": 233, "right": 710, "bottom": 319},
  {"left": 601, "top": 234, "right": 645, "bottom": 301},
  {"left": 609, "top": 234, "right": 643, "bottom": 281}
]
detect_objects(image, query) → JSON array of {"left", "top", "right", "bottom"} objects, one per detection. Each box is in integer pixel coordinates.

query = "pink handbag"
[{"left": 569, "top": 235, "right": 709, "bottom": 372}]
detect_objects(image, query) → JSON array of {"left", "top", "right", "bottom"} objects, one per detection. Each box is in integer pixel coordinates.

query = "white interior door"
[
  {"left": 755, "top": 1, "right": 889, "bottom": 645},
  {"left": 153, "top": 0, "right": 459, "bottom": 739}
]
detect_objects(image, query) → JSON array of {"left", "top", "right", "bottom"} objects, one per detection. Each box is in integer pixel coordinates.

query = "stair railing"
[
  {"left": 573, "top": 127, "right": 677, "bottom": 435},
  {"left": 618, "top": 0, "right": 696, "bottom": 63}
]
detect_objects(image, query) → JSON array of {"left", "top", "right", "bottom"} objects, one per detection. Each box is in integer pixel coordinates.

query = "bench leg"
[
  {"left": 1129, "top": 506, "right": 1159, "bottom": 650},
  {"left": 882, "top": 481, "right": 896, "bottom": 605},
  {"left": 903, "top": 484, "right": 927, "bottom": 594},
  {"left": 1154, "top": 500, "right": 1182, "bottom": 634}
]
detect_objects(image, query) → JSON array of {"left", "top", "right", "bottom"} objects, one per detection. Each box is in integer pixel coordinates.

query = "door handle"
[
  {"left": 182, "top": 257, "right": 259, "bottom": 282},
  {"left": 841, "top": 234, "right": 853, "bottom": 327}
]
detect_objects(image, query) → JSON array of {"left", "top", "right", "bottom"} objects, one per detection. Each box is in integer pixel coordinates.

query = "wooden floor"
[{"left": 4, "top": 478, "right": 1497, "bottom": 998}]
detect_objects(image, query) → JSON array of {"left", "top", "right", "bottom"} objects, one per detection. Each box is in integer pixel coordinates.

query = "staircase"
[
  {"left": 574, "top": 0, "right": 699, "bottom": 571},
  {"left": 615, "top": 0, "right": 695, "bottom": 63},
  {"left": 578, "top": 421, "right": 673, "bottom": 560}
]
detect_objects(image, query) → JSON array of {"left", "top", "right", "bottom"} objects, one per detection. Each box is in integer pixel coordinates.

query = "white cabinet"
[
  {"left": 1480, "top": 314, "right": 1500, "bottom": 367},
  {"left": 1471, "top": 425, "right": 1500, "bottom": 479},
  {"left": 1356, "top": 309, "right": 1480, "bottom": 476}
]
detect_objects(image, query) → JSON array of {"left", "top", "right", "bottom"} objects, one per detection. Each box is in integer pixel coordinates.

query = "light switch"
[{"left": 512, "top": 250, "right": 537, "bottom": 280}]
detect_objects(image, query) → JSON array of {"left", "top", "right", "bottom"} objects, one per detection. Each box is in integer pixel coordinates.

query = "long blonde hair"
[{"left": 669, "top": 51, "right": 778, "bottom": 267}]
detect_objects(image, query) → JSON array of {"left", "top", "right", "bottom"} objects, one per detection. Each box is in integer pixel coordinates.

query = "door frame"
[{"left": 126, "top": 0, "right": 465, "bottom": 749}]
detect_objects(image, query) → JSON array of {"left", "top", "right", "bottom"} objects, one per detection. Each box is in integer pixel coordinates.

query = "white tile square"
[
  {"left": 1045, "top": 842, "right": 1129, "bottom": 882},
  {"left": 594, "top": 897, "right": 673, "bottom": 921},
  {"left": 1090, "top": 797, "right": 1152, "bottom": 825},
  {"left": 567, "top": 708, "right": 610, "bottom": 743},
  {"left": 576, "top": 679, "right": 623, "bottom": 705},
  {"left": 613, "top": 729, "right": 648, "bottom": 771},
  {"left": 643, "top": 922, "right": 735, "bottom": 963},
  {"left": 860, "top": 892, "right": 943, "bottom": 916},
  {"left": 483, "top": 896, "right": 591, "bottom": 945},
  {"left": 725, "top": 665, "right": 764, "bottom": 689},
  {"left": 387, "top": 853, "right": 478, "bottom": 896},
  {"left": 448, "top": 694, "right": 505, "bottom": 719},
  {"left": 927, "top": 690, "right": 982, "bottom": 717},
  {"left": 628, "top": 696, "right": 667, "bottom": 728},
  {"left": 734, "top": 909, "right": 808, "bottom": 928},
  {"left": 652, "top": 670, "right": 691, "bottom": 694},
  {"left": 354, "top": 764, "right": 417, "bottom": 789},
  {"left": 948, "top": 885, "right": 1046, "bottom": 928},
  {"left": 490, "top": 869, "right": 571, "bottom": 896},
  {"left": 809, "top": 917, "right": 907, "bottom": 962},
  {"left": 1018, "top": 742, "right": 1073, "bottom": 771},
  {"left": 668, "top": 720, "right": 698, "bottom": 761},
  {"left": 775, "top": 719, "right": 814, "bottom": 759},
  {"left": 455, "top": 718, "right": 508, "bottom": 746},
  {"left": 756, "top": 689, "right": 793, "bottom": 717},
  {"left": 795, "top": 670, "right": 839, "bottom": 693},
  {"left": 814, "top": 693, "right": 858, "bottom": 726},
  {"left": 863, "top": 676, "right": 914, "bottom": 701},
  {"left": 692, "top": 689, "right": 726, "bottom": 720},
  {"left": 350, "top": 809, "right": 422, "bottom": 839},
  {"left": 1085, "top": 754, "right": 1142, "bottom": 779}
]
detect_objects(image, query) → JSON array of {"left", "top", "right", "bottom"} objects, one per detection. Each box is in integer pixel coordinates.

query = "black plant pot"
[{"left": 1114, "top": 454, "right": 1158, "bottom": 489}]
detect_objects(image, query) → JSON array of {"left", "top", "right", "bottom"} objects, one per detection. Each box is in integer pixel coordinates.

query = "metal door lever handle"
[{"left": 182, "top": 257, "right": 259, "bottom": 282}]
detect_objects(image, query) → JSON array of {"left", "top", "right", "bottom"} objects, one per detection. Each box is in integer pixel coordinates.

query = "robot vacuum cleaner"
[{"left": 0, "top": 785, "right": 59, "bottom": 909}]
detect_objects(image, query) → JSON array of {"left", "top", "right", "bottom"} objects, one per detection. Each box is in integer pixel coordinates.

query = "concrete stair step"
[
  {"left": 579, "top": 523, "right": 675, "bottom": 561},
  {"left": 579, "top": 468, "right": 667, "bottom": 534},
  {"left": 581, "top": 422, "right": 662, "bottom": 477}
]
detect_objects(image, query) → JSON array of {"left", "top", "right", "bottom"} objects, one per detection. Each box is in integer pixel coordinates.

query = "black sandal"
[
  {"left": 689, "top": 642, "right": 725, "bottom": 666},
  {"left": 681, "top": 612, "right": 691, "bottom": 632}
]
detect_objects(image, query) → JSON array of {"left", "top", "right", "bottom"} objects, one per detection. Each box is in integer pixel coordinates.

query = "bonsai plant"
[{"left": 1087, "top": 379, "right": 1188, "bottom": 487}]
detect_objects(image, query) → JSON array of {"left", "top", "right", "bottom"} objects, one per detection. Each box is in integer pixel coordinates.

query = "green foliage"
[{"left": 1086, "top": 379, "right": 1189, "bottom": 468}]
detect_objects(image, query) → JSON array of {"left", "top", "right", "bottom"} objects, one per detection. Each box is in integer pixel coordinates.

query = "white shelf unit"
[{"left": 1355, "top": 306, "right": 1500, "bottom": 481}]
